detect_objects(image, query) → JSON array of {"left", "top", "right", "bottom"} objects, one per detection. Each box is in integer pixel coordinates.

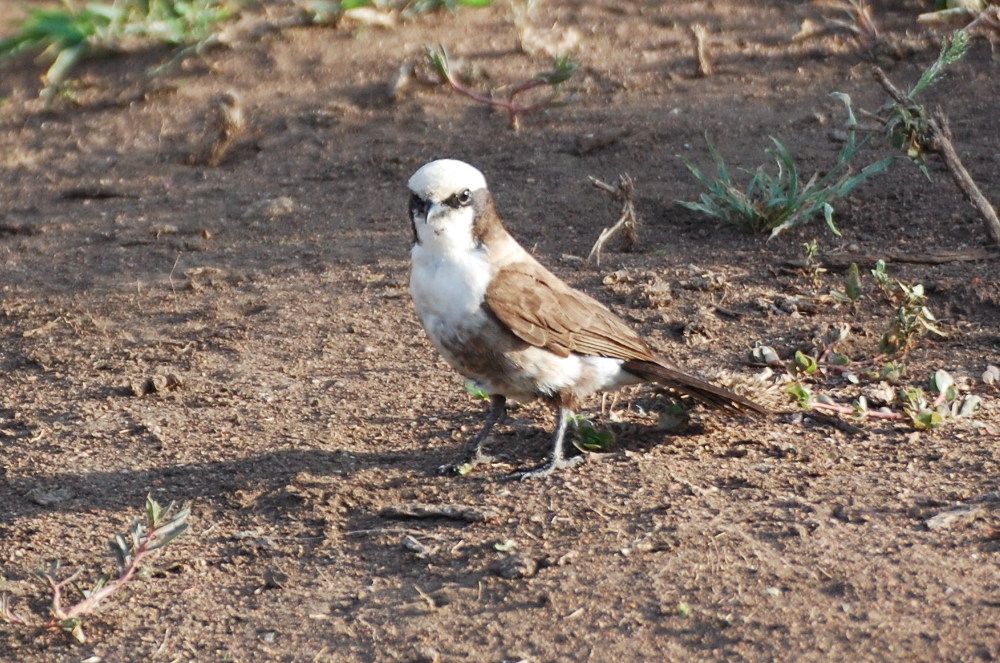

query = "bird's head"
[{"left": 408, "top": 159, "right": 496, "bottom": 253}]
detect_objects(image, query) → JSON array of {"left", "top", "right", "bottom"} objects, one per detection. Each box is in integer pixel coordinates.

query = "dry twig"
[
  {"left": 379, "top": 503, "right": 495, "bottom": 523},
  {"left": 587, "top": 174, "right": 639, "bottom": 266}
]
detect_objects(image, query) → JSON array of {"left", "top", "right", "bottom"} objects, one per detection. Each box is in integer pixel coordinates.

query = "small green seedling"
[
  {"left": 464, "top": 379, "right": 490, "bottom": 400},
  {"left": 0, "top": 495, "right": 190, "bottom": 644},
  {"left": 903, "top": 369, "right": 980, "bottom": 430},
  {"left": 802, "top": 239, "right": 827, "bottom": 286},
  {"left": 569, "top": 414, "right": 614, "bottom": 452},
  {"left": 425, "top": 44, "right": 578, "bottom": 130},
  {"left": 831, "top": 262, "right": 863, "bottom": 305}
]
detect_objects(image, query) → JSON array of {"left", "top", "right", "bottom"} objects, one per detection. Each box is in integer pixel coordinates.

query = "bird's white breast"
[{"left": 410, "top": 242, "right": 492, "bottom": 351}]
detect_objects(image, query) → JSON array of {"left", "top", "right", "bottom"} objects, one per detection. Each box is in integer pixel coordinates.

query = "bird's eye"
[{"left": 443, "top": 189, "right": 474, "bottom": 209}]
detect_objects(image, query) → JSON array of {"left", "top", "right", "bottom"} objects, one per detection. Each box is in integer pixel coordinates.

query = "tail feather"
[{"left": 623, "top": 359, "right": 770, "bottom": 419}]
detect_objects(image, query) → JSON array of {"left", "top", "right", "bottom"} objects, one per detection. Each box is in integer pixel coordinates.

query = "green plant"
[
  {"left": 464, "top": 379, "right": 490, "bottom": 400},
  {"left": 756, "top": 262, "right": 966, "bottom": 431},
  {"left": 801, "top": 239, "right": 828, "bottom": 285},
  {"left": 0, "top": 495, "right": 190, "bottom": 643},
  {"left": 880, "top": 29, "right": 970, "bottom": 173},
  {"left": 869, "top": 261, "right": 946, "bottom": 354},
  {"left": 680, "top": 94, "right": 894, "bottom": 239},
  {"left": 569, "top": 414, "right": 614, "bottom": 452},
  {"left": 0, "top": 0, "right": 241, "bottom": 100},
  {"left": 872, "top": 29, "right": 999, "bottom": 244},
  {"left": 902, "top": 369, "right": 981, "bottom": 430},
  {"left": 425, "top": 44, "right": 577, "bottom": 130}
]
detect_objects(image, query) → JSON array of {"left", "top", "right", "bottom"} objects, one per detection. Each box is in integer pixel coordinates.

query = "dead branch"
[
  {"left": 781, "top": 247, "right": 1000, "bottom": 270},
  {"left": 379, "top": 503, "right": 496, "bottom": 523},
  {"left": 587, "top": 174, "right": 639, "bottom": 266}
]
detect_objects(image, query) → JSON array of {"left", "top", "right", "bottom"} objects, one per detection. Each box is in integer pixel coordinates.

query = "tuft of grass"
[
  {"left": 680, "top": 94, "right": 894, "bottom": 239},
  {"left": 0, "top": 0, "right": 242, "bottom": 101},
  {"left": 0, "top": 495, "right": 190, "bottom": 644},
  {"left": 425, "top": 43, "right": 577, "bottom": 130}
]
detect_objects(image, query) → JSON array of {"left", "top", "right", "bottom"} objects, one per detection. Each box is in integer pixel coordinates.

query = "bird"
[{"left": 407, "top": 159, "right": 769, "bottom": 480}]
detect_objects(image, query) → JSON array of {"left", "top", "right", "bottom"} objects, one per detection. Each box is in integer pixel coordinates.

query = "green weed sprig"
[
  {"left": 0, "top": 496, "right": 190, "bottom": 644},
  {"left": 426, "top": 44, "right": 577, "bottom": 130}
]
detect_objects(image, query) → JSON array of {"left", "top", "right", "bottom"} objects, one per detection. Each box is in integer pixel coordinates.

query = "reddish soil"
[{"left": 1, "top": 1, "right": 999, "bottom": 661}]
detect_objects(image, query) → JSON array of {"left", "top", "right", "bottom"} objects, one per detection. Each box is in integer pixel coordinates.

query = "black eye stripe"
[{"left": 443, "top": 189, "right": 473, "bottom": 209}]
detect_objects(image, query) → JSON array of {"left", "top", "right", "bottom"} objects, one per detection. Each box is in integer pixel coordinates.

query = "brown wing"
[{"left": 485, "top": 262, "right": 655, "bottom": 361}]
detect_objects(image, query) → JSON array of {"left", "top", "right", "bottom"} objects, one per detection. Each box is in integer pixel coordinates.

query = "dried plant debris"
[{"left": 189, "top": 90, "right": 247, "bottom": 167}]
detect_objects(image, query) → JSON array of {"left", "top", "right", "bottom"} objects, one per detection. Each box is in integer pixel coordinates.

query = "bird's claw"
[
  {"left": 436, "top": 449, "right": 510, "bottom": 476},
  {"left": 509, "top": 455, "right": 584, "bottom": 481}
]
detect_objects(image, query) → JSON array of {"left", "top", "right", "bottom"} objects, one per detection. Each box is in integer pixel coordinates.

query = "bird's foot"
[
  {"left": 436, "top": 449, "right": 510, "bottom": 476},
  {"left": 509, "top": 455, "right": 584, "bottom": 481}
]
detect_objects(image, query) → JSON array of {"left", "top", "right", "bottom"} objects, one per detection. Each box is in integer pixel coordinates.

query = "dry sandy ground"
[{"left": 1, "top": 1, "right": 999, "bottom": 661}]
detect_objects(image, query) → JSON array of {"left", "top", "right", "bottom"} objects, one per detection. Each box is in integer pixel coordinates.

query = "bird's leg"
[
  {"left": 437, "top": 395, "right": 507, "bottom": 475},
  {"left": 511, "top": 405, "right": 584, "bottom": 481}
]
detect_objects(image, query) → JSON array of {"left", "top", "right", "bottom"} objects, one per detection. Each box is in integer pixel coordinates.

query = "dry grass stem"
[{"left": 691, "top": 24, "right": 713, "bottom": 76}]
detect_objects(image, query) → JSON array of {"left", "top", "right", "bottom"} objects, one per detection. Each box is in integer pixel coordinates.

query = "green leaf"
[
  {"left": 830, "top": 92, "right": 857, "bottom": 128},
  {"left": 111, "top": 534, "right": 130, "bottom": 573},
  {"left": 910, "top": 408, "right": 943, "bottom": 430},
  {"left": 152, "top": 507, "right": 191, "bottom": 549},
  {"left": 146, "top": 494, "right": 163, "bottom": 526},
  {"left": 573, "top": 420, "right": 615, "bottom": 452},
  {"left": 828, "top": 352, "right": 852, "bottom": 366},
  {"left": 843, "top": 262, "right": 862, "bottom": 302},
  {"left": 821, "top": 203, "right": 840, "bottom": 236},
  {"left": 930, "top": 369, "right": 954, "bottom": 397},
  {"left": 464, "top": 380, "right": 490, "bottom": 401},
  {"left": 750, "top": 343, "right": 781, "bottom": 366},
  {"left": 785, "top": 382, "right": 813, "bottom": 407},
  {"left": 794, "top": 350, "right": 818, "bottom": 374},
  {"left": 958, "top": 395, "right": 981, "bottom": 418}
]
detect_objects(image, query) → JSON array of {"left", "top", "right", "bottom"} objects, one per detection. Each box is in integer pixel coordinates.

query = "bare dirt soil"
[{"left": 2, "top": 1, "right": 999, "bottom": 661}]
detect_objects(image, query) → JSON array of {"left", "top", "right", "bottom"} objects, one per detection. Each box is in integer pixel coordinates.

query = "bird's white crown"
[{"left": 408, "top": 159, "right": 488, "bottom": 201}]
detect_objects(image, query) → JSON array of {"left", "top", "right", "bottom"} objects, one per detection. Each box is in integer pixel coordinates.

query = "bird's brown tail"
[{"left": 623, "top": 359, "right": 770, "bottom": 419}]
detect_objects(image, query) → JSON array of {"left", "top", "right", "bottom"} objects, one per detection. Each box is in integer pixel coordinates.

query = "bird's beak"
[
  {"left": 425, "top": 201, "right": 447, "bottom": 224},
  {"left": 409, "top": 195, "right": 431, "bottom": 223}
]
